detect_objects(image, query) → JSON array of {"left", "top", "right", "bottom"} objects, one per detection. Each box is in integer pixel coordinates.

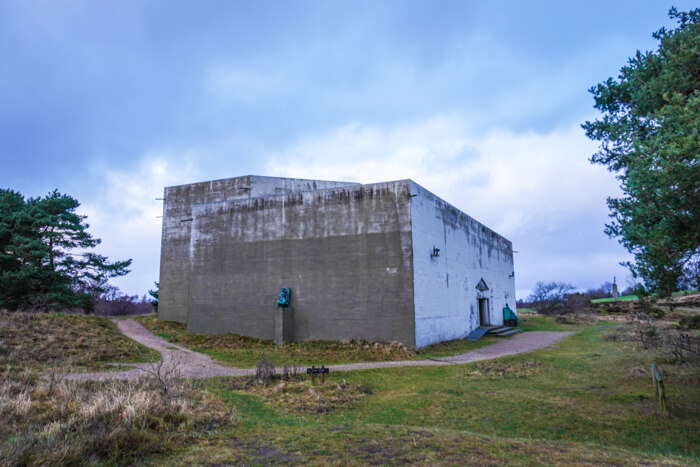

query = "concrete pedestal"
[{"left": 273, "top": 307, "right": 293, "bottom": 345}]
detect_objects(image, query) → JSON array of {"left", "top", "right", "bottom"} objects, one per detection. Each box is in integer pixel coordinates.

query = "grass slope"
[
  {"left": 0, "top": 311, "right": 232, "bottom": 466},
  {"left": 0, "top": 311, "right": 158, "bottom": 373}
]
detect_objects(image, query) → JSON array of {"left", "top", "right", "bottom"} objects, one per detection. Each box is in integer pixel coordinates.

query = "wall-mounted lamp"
[
  {"left": 431, "top": 247, "right": 440, "bottom": 258},
  {"left": 509, "top": 271, "right": 515, "bottom": 278}
]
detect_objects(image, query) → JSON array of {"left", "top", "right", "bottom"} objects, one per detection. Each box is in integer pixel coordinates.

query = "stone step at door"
[{"left": 467, "top": 327, "right": 489, "bottom": 341}]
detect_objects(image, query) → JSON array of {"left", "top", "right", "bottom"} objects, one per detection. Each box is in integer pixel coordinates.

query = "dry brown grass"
[
  {"left": 0, "top": 370, "right": 235, "bottom": 466},
  {"left": 134, "top": 314, "right": 417, "bottom": 367},
  {"left": 0, "top": 310, "right": 158, "bottom": 374},
  {"left": 0, "top": 310, "right": 237, "bottom": 466},
  {"left": 604, "top": 319, "right": 700, "bottom": 363},
  {"left": 463, "top": 360, "right": 545, "bottom": 379},
  {"left": 227, "top": 377, "right": 371, "bottom": 414}
]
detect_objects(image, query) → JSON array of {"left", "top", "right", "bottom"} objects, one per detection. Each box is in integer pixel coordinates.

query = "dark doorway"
[{"left": 478, "top": 298, "right": 490, "bottom": 327}]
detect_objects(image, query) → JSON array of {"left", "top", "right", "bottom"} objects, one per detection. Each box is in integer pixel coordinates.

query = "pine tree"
[
  {"left": 0, "top": 189, "right": 131, "bottom": 311},
  {"left": 582, "top": 8, "right": 700, "bottom": 295}
]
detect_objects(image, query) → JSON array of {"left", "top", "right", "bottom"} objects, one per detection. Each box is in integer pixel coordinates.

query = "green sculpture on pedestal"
[{"left": 277, "top": 287, "right": 291, "bottom": 308}]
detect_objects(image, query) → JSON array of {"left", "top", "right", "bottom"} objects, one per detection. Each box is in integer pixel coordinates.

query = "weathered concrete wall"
[
  {"left": 158, "top": 176, "right": 358, "bottom": 323},
  {"left": 410, "top": 181, "right": 516, "bottom": 348},
  {"left": 159, "top": 174, "right": 516, "bottom": 349},
  {"left": 184, "top": 180, "right": 416, "bottom": 345}
]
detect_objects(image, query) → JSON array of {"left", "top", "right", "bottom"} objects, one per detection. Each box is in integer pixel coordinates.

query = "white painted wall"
[{"left": 410, "top": 181, "right": 516, "bottom": 348}]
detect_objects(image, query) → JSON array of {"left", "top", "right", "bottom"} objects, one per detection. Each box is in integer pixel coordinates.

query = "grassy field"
[
  {"left": 158, "top": 320, "right": 699, "bottom": 465},
  {"left": 2, "top": 311, "right": 699, "bottom": 465}
]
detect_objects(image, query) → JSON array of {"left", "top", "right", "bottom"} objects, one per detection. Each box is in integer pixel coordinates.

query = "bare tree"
[
  {"left": 527, "top": 281, "right": 576, "bottom": 314},
  {"left": 254, "top": 358, "right": 276, "bottom": 386},
  {"left": 46, "top": 355, "right": 71, "bottom": 397},
  {"left": 136, "top": 354, "right": 186, "bottom": 405},
  {"left": 599, "top": 281, "right": 614, "bottom": 297}
]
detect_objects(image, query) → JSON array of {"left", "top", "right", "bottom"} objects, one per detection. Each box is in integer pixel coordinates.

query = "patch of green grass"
[
  {"left": 592, "top": 295, "right": 639, "bottom": 303},
  {"left": 194, "top": 325, "right": 700, "bottom": 464},
  {"left": 156, "top": 332, "right": 177, "bottom": 341},
  {"left": 157, "top": 421, "right": 693, "bottom": 466},
  {"left": 416, "top": 335, "right": 502, "bottom": 359},
  {"left": 592, "top": 289, "right": 699, "bottom": 304}
]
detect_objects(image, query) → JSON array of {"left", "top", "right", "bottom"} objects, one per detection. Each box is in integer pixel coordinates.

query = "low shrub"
[
  {"left": 561, "top": 293, "right": 592, "bottom": 314},
  {"left": 593, "top": 299, "right": 666, "bottom": 317},
  {"left": 679, "top": 315, "right": 700, "bottom": 330},
  {"left": 607, "top": 319, "right": 700, "bottom": 364}
]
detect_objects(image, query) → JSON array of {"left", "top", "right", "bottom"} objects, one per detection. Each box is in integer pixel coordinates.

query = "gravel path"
[
  {"left": 67, "top": 319, "right": 573, "bottom": 381},
  {"left": 328, "top": 330, "right": 574, "bottom": 371},
  {"left": 67, "top": 319, "right": 251, "bottom": 381}
]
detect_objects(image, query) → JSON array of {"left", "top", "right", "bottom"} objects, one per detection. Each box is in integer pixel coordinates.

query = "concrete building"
[{"left": 158, "top": 175, "right": 516, "bottom": 348}]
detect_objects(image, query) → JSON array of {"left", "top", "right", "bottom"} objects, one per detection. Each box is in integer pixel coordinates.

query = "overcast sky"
[{"left": 1, "top": 1, "right": 694, "bottom": 299}]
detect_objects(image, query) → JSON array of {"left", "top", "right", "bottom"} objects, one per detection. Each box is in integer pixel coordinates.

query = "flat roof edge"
[
  {"left": 189, "top": 179, "right": 414, "bottom": 206},
  {"left": 164, "top": 174, "right": 361, "bottom": 191}
]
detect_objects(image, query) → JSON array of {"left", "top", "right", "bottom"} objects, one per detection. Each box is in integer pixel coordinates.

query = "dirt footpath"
[
  {"left": 67, "top": 319, "right": 251, "bottom": 381},
  {"left": 328, "top": 331, "right": 574, "bottom": 371},
  {"left": 67, "top": 319, "right": 573, "bottom": 381}
]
